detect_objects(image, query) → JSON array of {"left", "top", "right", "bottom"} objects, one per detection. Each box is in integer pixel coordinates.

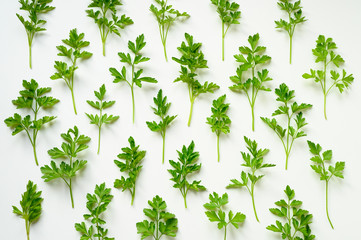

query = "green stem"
[
  {"left": 69, "top": 179, "right": 74, "bottom": 208},
  {"left": 97, "top": 126, "right": 101, "bottom": 155},
  {"left": 224, "top": 225, "right": 227, "bottom": 240},
  {"left": 289, "top": 35, "right": 293, "bottom": 64},
  {"left": 326, "top": 180, "right": 334, "bottom": 229},
  {"left": 251, "top": 105, "right": 255, "bottom": 132},
  {"left": 285, "top": 152, "right": 289, "bottom": 170},
  {"left": 162, "top": 41, "right": 168, "bottom": 62},
  {"left": 183, "top": 193, "right": 187, "bottom": 208},
  {"left": 131, "top": 87, "right": 135, "bottom": 124},
  {"left": 32, "top": 143, "right": 39, "bottom": 166},
  {"left": 217, "top": 134, "right": 220, "bottom": 162},
  {"left": 28, "top": 42, "right": 32, "bottom": 69},
  {"left": 222, "top": 22, "right": 225, "bottom": 61},
  {"left": 102, "top": 40, "right": 106, "bottom": 56},
  {"left": 251, "top": 186, "right": 260, "bottom": 222},
  {"left": 70, "top": 88, "right": 77, "bottom": 115},
  {"left": 324, "top": 91, "right": 327, "bottom": 120},
  {"left": 25, "top": 219, "right": 30, "bottom": 240},
  {"left": 131, "top": 187, "right": 135, "bottom": 205},
  {"left": 187, "top": 99, "right": 194, "bottom": 127},
  {"left": 162, "top": 134, "right": 165, "bottom": 164}
]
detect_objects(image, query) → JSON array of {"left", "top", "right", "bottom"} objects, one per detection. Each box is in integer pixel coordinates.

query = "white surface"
[{"left": 0, "top": 0, "right": 360, "bottom": 239}]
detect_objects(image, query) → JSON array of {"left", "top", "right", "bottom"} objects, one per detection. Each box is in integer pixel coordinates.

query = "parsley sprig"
[{"left": 4, "top": 79, "right": 59, "bottom": 166}]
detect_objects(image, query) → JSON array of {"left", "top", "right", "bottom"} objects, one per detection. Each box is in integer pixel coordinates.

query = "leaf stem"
[
  {"left": 251, "top": 185, "right": 259, "bottom": 222},
  {"left": 131, "top": 87, "right": 135, "bottom": 124},
  {"left": 70, "top": 88, "right": 77, "bottom": 115},
  {"left": 183, "top": 193, "right": 188, "bottom": 208},
  {"left": 251, "top": 104, "right": 255, "bottom": 132},
  {"left": 32, "top": 143, "right": 39, "bottom": 166},
  {"left": 97, "top": 126, "right": 101, "bottom": 155},
  {"left": 289, "top": 35, "right": 293, "bottom": 64},
  {"left": 69, "top": 179, "right": 74, "bottom": 208},
  {"left": 131, "top": 186, "right": 136, "bottom": 205},
  {"left": 326, "top": 180, "right": 334, "bottom": 229},
  {"left": 222, "top": 22, "right": 225, "bottom": 61},
  {"left": 224, "top": 225, "right": 227, "bottom": 240},
  {"left": 217, "top": 134, "right": 220, "bottom": 162},
  {"left": 25, "top": 219, "right": 30, "bottom": 240},
  {"left": 187, "top": 99, "right": 194, "bottom": 127},
  {"left": 162, "top": 134, "right": 165, "bottom": 164}
]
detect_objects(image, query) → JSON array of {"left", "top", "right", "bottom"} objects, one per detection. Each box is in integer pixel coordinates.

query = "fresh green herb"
[
  {"left": 302, "top": 35, "right": 354, "bottom": 120},
  {"left": 229, "top": 33, "right": 272, "bottom": 131},
  {"left": 307, "top": 140, "right": 345, "bottom": 229},
  {"left": 136, "top": 195, "right": 178, "bottom": 240},
  {"left": 86, "top": 84, "right": 119, "bottom": 154},
  {"left": 13, "top": 180, "right": 43, "bottom": 240},
  {"left": 275, "top": 0, "right": 306, "bottom": 64},
  {"left": 267, "top": 185, "right": 315, "bottom": 240},
  {"left": 4, "top": 79, "right": 59, "bottom": 166},
  {"left": 206, "top": 94, "right": 231, "bottom": 162},
  {"left": 16, "top": 0, "right": 55, "bottom": 68},
  {"left": 40, "top": 126, "right": 91, "bottom": 208},
  {"left": 168, "top": 141, "right": 206, "bottom": 208},
  {"left": 261, "top": 83, "right": 312, "bottom": 170},
  {"left": 109, "top": 34, "right": 158, "bottom": 123},
  {"left": 204, "top": 192, "right": 246, "bottom": 240},
  {"left": 146, "top": 89, "right": 177, "bottom": 164},
  {"left": 114, "top": 136, "right": 145, "bottom": 205},
  {"left": 75, "top": 183, "right": 114, "bottom": 240},
  {"left": 50, "top": 29, "right": 93, "bottom": 115},
  {"left": 227, "top": 137, "right": 275, "bottom": 222},
  {"left": 150, "top": 0, "right": 189, "bottom": 61},
  {"left": 210, "top": 0, "right": 241, "bottom": 61},
  {"left": 86, "top": 0, "right": 134, "bottom": 56},
  {"left": 172, "top": 33, "right": 219, "bottom": 126}
]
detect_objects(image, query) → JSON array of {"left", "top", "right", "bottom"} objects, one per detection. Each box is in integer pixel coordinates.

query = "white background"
[{"left": 0, "top": 0, "right": 360, "bottom": 239}]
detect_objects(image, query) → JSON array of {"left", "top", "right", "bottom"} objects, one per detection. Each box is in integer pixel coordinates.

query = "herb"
[
  {"left": 204, "top": 192, "right": 246, "bottom": 240},
  {"left": 4, "top": 79, "right": 59, "bottom": 166},
  {"left": 146, "top": 89, "right": 177, "bottom": 164},
  {"left": 172, "top": 33, "right": 219, "bottom": 126},
  {"left": 40, "top": 126, "right": 91, "bottom": 208},
  {"left": 206, "top": 94, "right": 231, "bottom": 162},
  {"left": 109, "top": 34, "right": 158, "bottom": 123},
  {"left": 13, "top": 180, "right": 43, "bottom": 240},
  {"left": 227, "top": 137, "right": 275, "bottom": 222},
  {"left": 50, "top": 29, "right": 93, "bottom": 115},
  {"left": 86, "top": 84, "right": 119, "bottom": 154},
  {"left": 136, "top": 195, "right": 178, "bottom": 240},
  {"left": 114, "top": 136, "right": 145, "bottom": 205},
  {"left": 168, "top": 141, "right": 206, "bottom": 208},
  {"left": 86, "top": 0, "right": 133, "bottom": 56},
  {"left": 150, "top": 0, "right": 189, "bottom": 61},
  {"left": 75, "top": 183, "right": 114, "bottom": 240},
  {"left": 302, "top": 35, "right": 354, "bottom": 120},
  {"left": 210, "top": 0, "right": 241, "bottom": 61},
  {"left": 307, "top": 140, "right": 345, "bottom": 229},
  {"left": 16, "top": 0, "right": 55, "bottom": 68},
  {"left": 267, "top": 185, "right": 315, "bottom": 240},
  {"left": 275, "top": 0, "right": 306, "bottom": 64},
  {"left": 261, "top": 83, "right": 312, "bottom": 170},
  {"left": 229, "top": 33, "right": 272, "bottom": 131}
]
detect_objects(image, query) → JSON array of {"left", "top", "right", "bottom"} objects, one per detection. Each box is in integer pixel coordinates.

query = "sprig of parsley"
[
  {"left": 50, "top": 29, "right": 93, "bottom": 115},
  {"left": 114, "top": 136, "right": 145, "bottom": 205},
  {"left": 204, "top": 192, "right": 246, "bottom": 240},
  {"left": 302, "top": 35, "right": 354, "bottom": 120},
  {"left": 229, "top": 33, "right": 272, "bottom": 131},
  {"left": 146, "top": 89, "right": 177, "bottom": 164},
  {"left": 168, "top": 141, "right": 206, "bottom": 208},
  {"left": 75, "top": 183, "right": 114, "bottom": 240},
  {"left": 13, "top": 180, "right": 43, "bottom": 240},
  {"left": 40, "top": 126, "right": 91, "bottom": 208},
  {"left": 206, "top": 94, "right": 231, "bottom": 162},
  {"left": 227, "top": 137, "right": 275, "bottom": 222},
  {"left": 86, "top": 0, "right": 133, "bottom": 56},
  {"left": 172, "top": 33, "right": 219, "bottom": 126},
  {"left": 210, "top": 0, "right": 241, "bottom": 61},
  {"left": 150, "top": 0, "right": 189, "bottom": 61},
  {"left": 275, "top": 0, "right": 306, "bottom": 64},
  {"left": 307, "top": 140, "right": 345, "bottom": 229},
  {"left": 86, "top": 84, "right": 119, "bottom": 154},
  {"left": 261, "top": 83, "right": 312, "bottom": 170},
  {"left": 267, "top": 185, "right": 315, "bottom": 240},
  {"left": 4, "top": 79, "right": 59, "bottom": 166},
  {"left": 136, "top": 195, "right": 178, "bottom": 240},
  {"left": 109, "top": 34, "right": 158, "bottom": 123},
  {"left": 16, "top": 0, "right": 55, "bottom": 68}
]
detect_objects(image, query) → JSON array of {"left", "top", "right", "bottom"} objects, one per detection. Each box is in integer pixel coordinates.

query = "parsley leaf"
[
  {"left": 40, "top": 126, "right": 91, "bottom": 208},
  {"left": 75, "top": 183, "right": 114, "bottom": 240},
  {"left": 114, "top": 136, "right": 145, "bottom": 205},
  {"left": 4, "top": 79, "right": 59, "bottom": 166},
  {"left": 204, "top": 192, "right": 246, "bottom": 240},
  {"left": 146, "top": 89, "right": 177, "bottom": 164},
  {"left": 206, "top": 94, "right": 231, "bottom": 162},
  {"left": 150, "top": 0, "right": 189, "bottom": 61},
  {"left": 172, "top": 33, "right": 219, "bottom": 126},
  {"left": 50, "top": 28, "right": 93, "bottom": 115},
  {"left": 86, "top": 0, "right": 133, "bottom": 56},
  {"left": 136, "top": 195, "right": 178, "bottom": 240},
  {"left": 227, "top": 137, "right": 275, "bottom": 222},
  {"left": 261, "top": 83, "right": 312, "bottom": 170},
  {"left": 168, "top": 141, "right": 206, "bottom": 208},
  {"left": 16, "top": 0, "right": 55, "bottom": 68},
  {"left": 109, "top": 34, "right": 158, "bottom": 123},
  {"left": 86, "top": 84, "right": 119, "bottom": 154},
  {"left": 302, "top": 35, "right": 354, "bottom": 120},
  {"left": 13, "top": 180, "right": 43, "bottom": 240},
  {"left": 229, "top": 33, "right": 272, "bottom": 131},
  {"left": 307, "top": 140, "right": 345, "bottom": 229}
]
